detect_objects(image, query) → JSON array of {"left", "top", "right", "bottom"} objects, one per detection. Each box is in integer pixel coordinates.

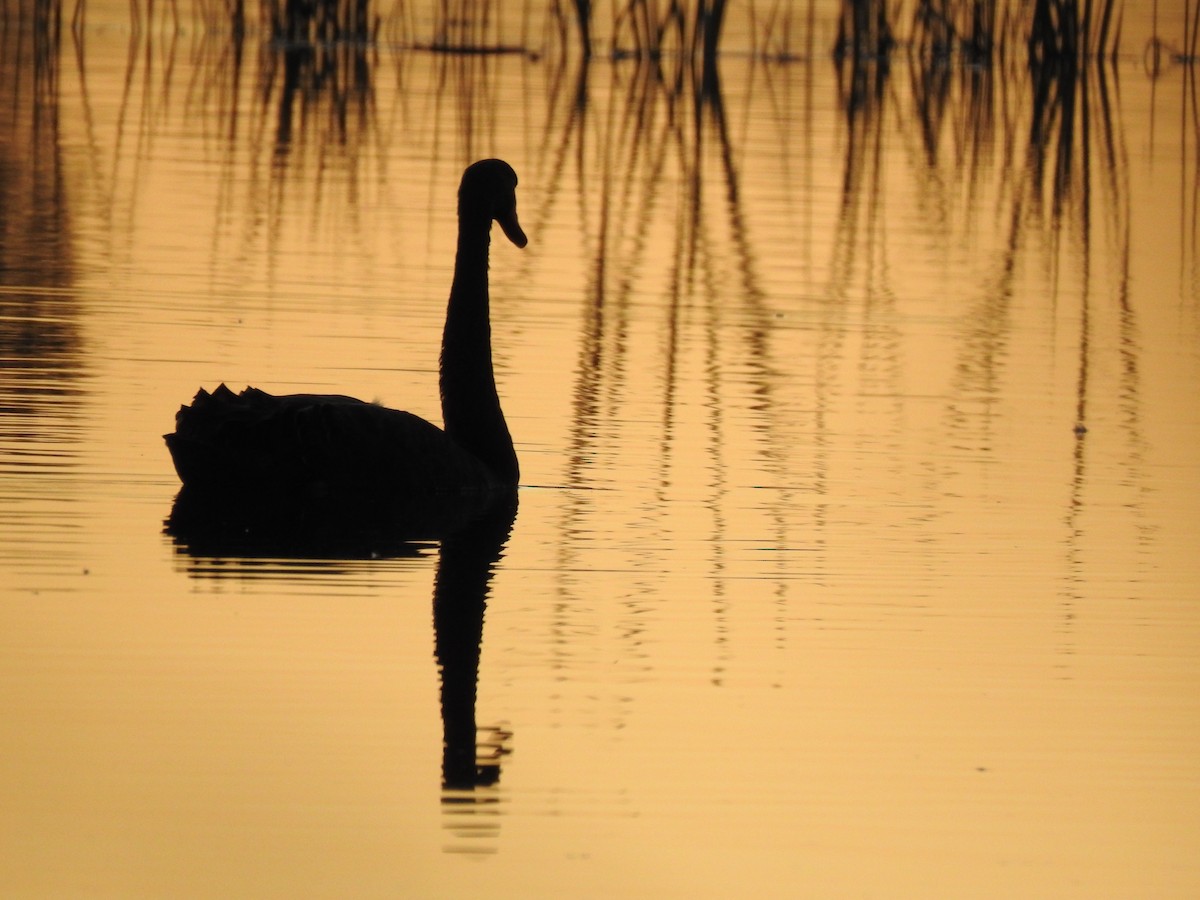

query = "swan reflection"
[{"left": 166, "top": 487, "right": 519, "bottom": 845}]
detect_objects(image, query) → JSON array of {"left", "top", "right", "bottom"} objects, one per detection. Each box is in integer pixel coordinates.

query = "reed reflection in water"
[
  {"left": 0, "top": 2, "right": 89, "bottom": 590},
  {"left": 1, "top": 2, "right": 1199, "bottom": 895}
]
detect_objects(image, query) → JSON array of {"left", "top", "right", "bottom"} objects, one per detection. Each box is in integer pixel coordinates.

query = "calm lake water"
[{"left": 2, "top": 1, "right": 1199, "bottom": 896}]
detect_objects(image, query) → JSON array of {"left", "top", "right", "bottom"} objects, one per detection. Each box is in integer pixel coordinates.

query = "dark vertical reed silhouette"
[
  {"left": 558, "top": 0, "right": 727, "bottom": 62},
  {"left": 831, "top": 0, "right": 1126, "bottom": 64},
  {"left": 1027, "top": 0, "right": 1122, "bottom": 63},
  {"left": 835, "top": 0, "right": 895, "bottom": 61},
  {"left": 263, "top": 0, "right": 376, "bottom": 44},
  {"left": 0, "top": 0, "right": 85, "bottom": 453},
  {"left": 911, "top": 0, "right": 1001, "bottom": 62}
]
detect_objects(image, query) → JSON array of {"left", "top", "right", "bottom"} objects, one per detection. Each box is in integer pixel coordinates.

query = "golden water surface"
[{"left": 2, "top": 1, "right": 1198, "bottom": 896}]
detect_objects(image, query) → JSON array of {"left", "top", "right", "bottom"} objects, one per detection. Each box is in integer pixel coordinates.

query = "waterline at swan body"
[{"left": 164, "top": 159, "right": 527, "bottom": 505}]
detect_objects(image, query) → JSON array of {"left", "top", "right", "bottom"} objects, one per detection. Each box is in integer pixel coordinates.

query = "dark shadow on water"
[
  {"left": 166, "top": 487, "right": 518, "bottom": 842},
  {"left": 165, "top": 483, "right": 512, "bottom": 556}
]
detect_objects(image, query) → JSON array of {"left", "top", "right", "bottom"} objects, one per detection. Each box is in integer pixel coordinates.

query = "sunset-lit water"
[{"left": 2, "top": 1, "right": 1198, "bottom": 896}]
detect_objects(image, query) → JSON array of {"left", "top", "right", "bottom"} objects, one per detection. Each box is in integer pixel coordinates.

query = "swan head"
[{"left": 460, "top": 159, "right": 528, "bottom": 249}]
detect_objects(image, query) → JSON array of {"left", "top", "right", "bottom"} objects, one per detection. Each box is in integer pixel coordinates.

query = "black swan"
[{"left": 164, "top": 159, "right": 527, "bottom": 513}]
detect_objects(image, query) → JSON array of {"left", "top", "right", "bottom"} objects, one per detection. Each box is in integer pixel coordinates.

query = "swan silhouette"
[{"left": 164, "top": 159, "right": 527, "bottom": 511}]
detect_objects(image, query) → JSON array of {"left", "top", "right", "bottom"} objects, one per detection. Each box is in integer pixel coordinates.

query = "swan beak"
[{"left": 496, "top": 206, "right": 528, "bottom": 249}]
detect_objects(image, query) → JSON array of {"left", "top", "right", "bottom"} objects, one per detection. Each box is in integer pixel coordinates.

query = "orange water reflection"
[{"left": 1, "top": 3, "right": 1199, "bottom": 896}]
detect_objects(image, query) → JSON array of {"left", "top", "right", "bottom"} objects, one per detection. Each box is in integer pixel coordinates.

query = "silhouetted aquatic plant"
[
  {"left": 545, "top": 0, "right": 727, "bottom": 63},
  {"left": 1143, "top": 0, "right": 1200, "bottom": 70},
  {"left": 1026, "top": 0, "right": 1122, "bottom": 63},
  {"left": 4, "top": 0, "right": 63, "bottom": 109},
  {"left": 834, "top": 0, "right": 895, "bottom": 61},
  {"left": 261, "top": 0, "right": 377, "bottom": 44},
  {"left": 0, "top": 3, "right": 87, "bottom": 469},
  {"left": 385, "top": 0, "right": 534, "bottom": 53},
  {"left": 39, "top": 0, "right": 1200, "bottom": 70},
  {"left": 821, "top": 0, "right": 1138, "bottom": 485},
  {"left": 909, "top": 0, "right": 1013, "bottom": 63},
  {"left": 262, "top": 38, "right": 375, "bottom": 146},
  {"left": 1191, "top": 0, "right": 1200, "bottom": 60},
  {"left": 744, "top": 0, "right": 811, "bottom": 62},
  {"left": 832, "top": 0, "right": 1128, "bottom": 65}
]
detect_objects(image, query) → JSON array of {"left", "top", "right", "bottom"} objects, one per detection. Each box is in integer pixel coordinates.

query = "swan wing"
[{"left": 165, "top": 385, "right": 495, "bottom": 495}]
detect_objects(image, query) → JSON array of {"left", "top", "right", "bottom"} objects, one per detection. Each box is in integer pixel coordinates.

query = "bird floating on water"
[{"left": 164, "top": 159, "right": 527, "bottom": 523}]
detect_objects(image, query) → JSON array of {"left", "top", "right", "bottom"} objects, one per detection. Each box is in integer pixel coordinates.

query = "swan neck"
[
  {"left": 439, "top": 215, "right": 518, "bottom": 485},
  {"left": 449, "top": 214, "right": 492, "bottom": 300}
]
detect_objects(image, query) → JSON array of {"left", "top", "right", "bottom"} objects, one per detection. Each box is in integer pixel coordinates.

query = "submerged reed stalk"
[
  {"left": 910, "top": 0, "right": 1001, "bottom": 62},
  {"left": 263, "top": 0, "right": 377, "bottom": 44},
  {"left": 604, "top": 0, "right": 728, "bottom": 62},
  {"left": 834, "top": 0, "right": 895, "bottom": 61},
  {"left": 1025, "top": 0, "right": 1122, "bottom": 63}
]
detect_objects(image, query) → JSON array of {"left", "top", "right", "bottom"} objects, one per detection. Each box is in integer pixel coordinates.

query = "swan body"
[{"left": 165, "top": 159, "right": 526, "bottom": 506}]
